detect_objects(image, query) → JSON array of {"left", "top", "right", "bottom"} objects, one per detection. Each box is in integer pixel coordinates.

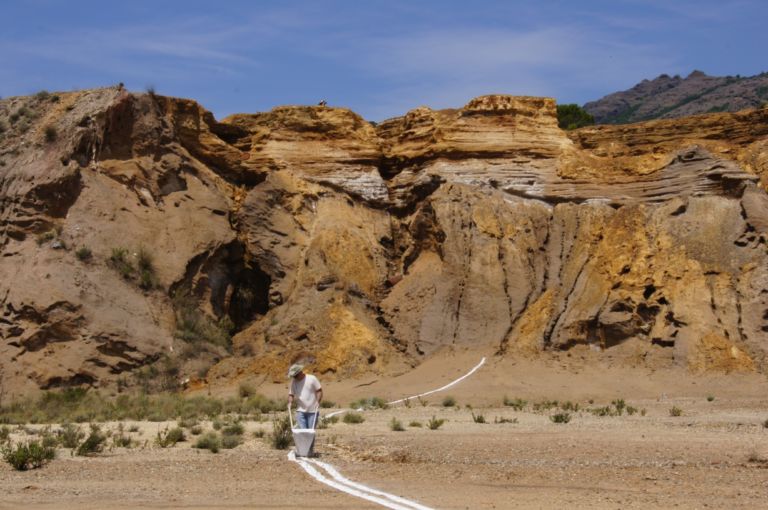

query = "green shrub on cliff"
[
  {"left": 556, "top": 104, "right": 595, "bottom": 130},
  {"left": 172, "top": 286, "right": 232, "bottom": 350}
]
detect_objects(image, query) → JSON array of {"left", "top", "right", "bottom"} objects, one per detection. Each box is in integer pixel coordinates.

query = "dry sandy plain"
[{"left": 2, "top": 349, "right": 768, "bottom": 509}]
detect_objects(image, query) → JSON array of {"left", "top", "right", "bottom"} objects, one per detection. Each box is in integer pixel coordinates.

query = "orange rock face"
[{"left": 1, "top": 89, "right": 767, "bottom": 394}]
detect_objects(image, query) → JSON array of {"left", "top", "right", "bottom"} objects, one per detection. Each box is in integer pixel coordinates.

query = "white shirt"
[{"left": 290, "top": 374, "right": 322, "bottom": 412}]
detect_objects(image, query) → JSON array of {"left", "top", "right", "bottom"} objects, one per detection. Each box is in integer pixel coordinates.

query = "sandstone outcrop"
[{"left": 1, "top": 89, "right": 767, "bottom": 395}]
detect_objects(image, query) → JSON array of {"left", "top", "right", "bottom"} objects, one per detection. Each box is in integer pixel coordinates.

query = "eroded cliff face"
[{"left": 1, "top": 89, "right": 767, "bottom": 394}]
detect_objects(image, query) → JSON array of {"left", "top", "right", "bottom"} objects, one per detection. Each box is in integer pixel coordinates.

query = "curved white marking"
[
  {"left": 289, "top": 357, "right": 486, "bottom": 509},
  {"left": 288, "top": 451, "right": 429, "bottom": 510},
  {"left": 387, "top": 356, "right": 486, "bottom": 406},
  {"left": 307, "top": 458, "right": 434, "bottom": 510},
  {"left": 324, "top": 356, "right": 487, "bottom": 417}
]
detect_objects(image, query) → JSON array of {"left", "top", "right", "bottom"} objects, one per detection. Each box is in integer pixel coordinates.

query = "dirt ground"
[{"left": 3, "top": 351, "right": 768, "bottom": 509}]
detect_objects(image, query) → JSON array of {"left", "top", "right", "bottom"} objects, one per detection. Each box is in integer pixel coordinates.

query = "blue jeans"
[{"left": 296, "top": 411, "right": 319, "bottom": 429}]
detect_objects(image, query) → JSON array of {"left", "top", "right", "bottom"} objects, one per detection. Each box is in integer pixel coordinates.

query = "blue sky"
[{"left": 1, "top": 0, "right": 766, "bottom": 120}]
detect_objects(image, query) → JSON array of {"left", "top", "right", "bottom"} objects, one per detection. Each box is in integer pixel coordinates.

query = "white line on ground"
[
  {"left": 307, "top": 457, "right": 434, "bottom": 510},
  {"left": 386, "top": 357, "right": 486, "bottom": 406},
  {"left": 288, "top": 451, "right": 428, "bottom": 510},
  {"left": 325, "top": 356, "right": 487, "bottom": 417},
  {"left": 287, "top": 357, "right": 486, "bottom": 509}
]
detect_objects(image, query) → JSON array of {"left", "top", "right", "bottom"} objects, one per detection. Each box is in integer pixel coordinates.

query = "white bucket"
[{"left": 292, "top": 428, "right": 316, "bottom": 457}]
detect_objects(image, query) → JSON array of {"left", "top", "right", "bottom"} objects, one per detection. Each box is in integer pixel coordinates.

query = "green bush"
[
  {"left": 550, "top": 412, "right": 572, "bottom": 424},
  {"left": 37, "top": 427, "right": 59, "bottom": 449},
  {"left": 253, "top": 429, "right": 266, "bottom": 438},
  {"left": 36, "top": 228, "right": 59, "bottom": 246},
  {"left": 75, "top": 246, "right": 92, "bottom": 261},
  {"left": 408, "top": 420, "right": 422, "bottom": 428},
  {"left": 560, "top": 401, "right": 580, "bottom": 412},
  {"left": 41, "top": 432, "right": 59, "bottom": 449},
  {"left": 427, "top": 416, "right": 445, "bottom": 430},
  {"left": 58, "top": 423, "right": 84, "bottom": 448},
  {"left": 112, "top": 431, "right": 133, "bottom": 448},
  {"left": 44, "top": 125, "right": 57, "bottom": 142},
  {"left": 156, "top": 427, "right": 185, "bottom": 448},
  {"left": 172, "top": 286, "right": 232, "bottom": 350},
  {"left": 190, "top": 425, "right": 203, "bottom": 435},
  {"left": 503, "top": 396, "right": 526, "bottom": 411},
  {"left": 589, "top": 406, "right": 614, "bottom": 417},
  {"left": 471, "top": 412, "right": 486, "bottom": 424},
  {"left": 137, "top": 247, "right": 153, "bottom": 272},
  {"left": 2, "top": 440, "right": 55, "bottom": 470},
  {"left": 706, "top": 395, "right": 715, "bottom": 402},
  {"left": 106, "top": 246, "right": 158, "bottom": 289},
  {"left": 320, "top": 400, "right": 336, "bottom": 409},
  {"left": 669, "top": 406, "right": 683, "bottom": 417},
  {"left": 556, "top": 104, "right": 595, "bottom": 130},
  {"left": 75, "top": 424, "right": 106, "bottom": 456},
  {"left": 109, "top": 247, "right": 134, "bottom": 279},
  {"left": 532, "top": 400, "right": 559, "bottom": 412},
  {"left": 389, "top": 418, "right": 404, "bottom": 431},
  {"left": 494, "top": 417, "right": 518, "bottom": 424},
  {"left": 441, "top": 396, "right": 456, "bottom": 407},
  {"left": 136, "top": 247, "right": 157, "bottom": 289},
  {"left": 318, "top": 416, "right": 338, "bottom": 429},
  {"left": 221, "top": 435, "right": 241, "bottom": 449},
  {"left": 0, "top": 425, "right": 10, "bottom": 442},
  {"left": 178, "top": 418, "right": 198, "bottom": 429},
  {"left": 342, "top": 412, "right": 365, "bottom": 424},
  {"left": 270, "top": 416, "right": 293, "bottom": 450},
  {"left": 350, "top": 397, "right": 388, "bottom": 410},
  {"left": 241, "top": 394, "right": 281, "bottom": 414},
  {"left": 611, "top": 399, "right": 626, "bottom": 416},
  {"left": 194, "top": 432, "right": 221, "bottom": 453},
  {"left": 139, "top": 269, "right": 156, "bottom": 290},
  {"left": 238, "top": 383, "right": 256, "bottom": 398},
  {"left": 222, "top": 423, "right": 244, "bottom": 436},
  {"left": 0, "top": 389, "right": 281, "bottom": 424},
  {"left": 111, "top": 424, "right": 133, "bottom": 448}
]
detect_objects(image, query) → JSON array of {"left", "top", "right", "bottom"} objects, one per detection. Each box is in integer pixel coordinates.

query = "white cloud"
[
  {"left": 328, "top": 25, "right": 679, "bottom": 117},
  {"left": 0, "top": 17, "right": 258, "bottom": 80},
  {"left": 0, "top": 4, "right": 691, "bottom": 118}
]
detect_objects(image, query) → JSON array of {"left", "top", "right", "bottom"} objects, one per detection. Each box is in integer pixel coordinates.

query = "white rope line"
[
  {"left": 288, "top": 451, "right": 426, "bottom": 510},
  {"left": 325, "top": 356, "right": 487, "bottom": 417},
  {"left": 306, "top": 457, "right": 434, "bottom": 510},
  {"left": 386, "top": 357, "right": 486, "bottom": 406},
  {"left": 287, "top": 357, "right": 486, "bottom": 509}
]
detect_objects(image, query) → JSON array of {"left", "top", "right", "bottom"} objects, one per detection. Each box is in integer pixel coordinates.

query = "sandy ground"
[{"left": 3, "top": 351, "right": 768, "bottom": 509}]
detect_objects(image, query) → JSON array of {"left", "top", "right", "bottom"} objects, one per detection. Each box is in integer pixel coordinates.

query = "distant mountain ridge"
[{"left": 584, "top": 70, "right": 768, "bottom": 124}]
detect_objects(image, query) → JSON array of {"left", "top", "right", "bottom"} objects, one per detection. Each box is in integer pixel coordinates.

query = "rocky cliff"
[
  {"left": 585, "top": 70, "right": 768, "bottom": 124},
  {"left": 1, "top": 88, "right": 767, "bottom": 395}
]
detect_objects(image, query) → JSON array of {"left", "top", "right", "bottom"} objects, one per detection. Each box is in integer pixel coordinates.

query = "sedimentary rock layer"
[{"left": 1, "top": 89, "right": 766, "bottom": 394}]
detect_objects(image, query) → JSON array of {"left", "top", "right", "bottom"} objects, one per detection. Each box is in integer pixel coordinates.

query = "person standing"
[{"left": 287, "top": 363, "right": 323, "bottom": 433}]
